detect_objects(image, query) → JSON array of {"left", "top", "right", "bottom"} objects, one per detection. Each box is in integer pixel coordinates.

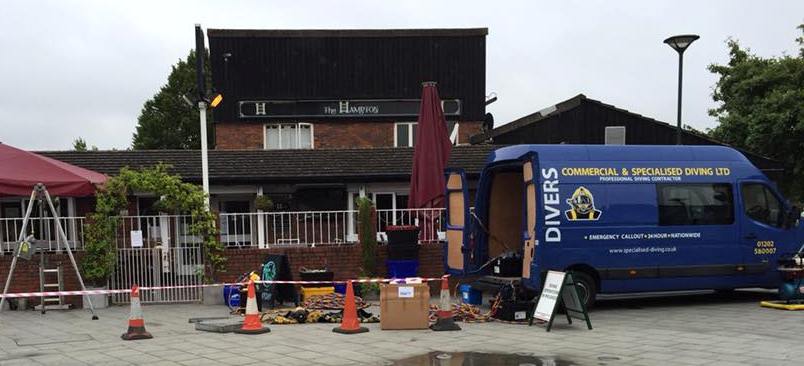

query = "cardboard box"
[{"left": 380, "top": 283, "right": 430, "bottom": 330}]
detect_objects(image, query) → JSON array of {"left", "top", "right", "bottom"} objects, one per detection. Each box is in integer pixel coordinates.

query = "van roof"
[{"left": 488, "top": 144, "right": 753, "bottom": 163}]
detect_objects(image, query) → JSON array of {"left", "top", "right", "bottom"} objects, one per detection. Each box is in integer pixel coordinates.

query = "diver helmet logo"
[{"left": 565, "top": 186, "right": 602, "bottom": 221}]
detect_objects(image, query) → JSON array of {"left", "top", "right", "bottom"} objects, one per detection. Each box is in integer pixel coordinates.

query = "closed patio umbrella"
[{"left": 408, "top": 82, "right": 453, "bottom": 241}]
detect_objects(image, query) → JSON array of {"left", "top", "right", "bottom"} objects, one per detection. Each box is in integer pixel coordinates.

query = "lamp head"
[{"left": 664, "top": 34, "right": 700, "bottom": 53}]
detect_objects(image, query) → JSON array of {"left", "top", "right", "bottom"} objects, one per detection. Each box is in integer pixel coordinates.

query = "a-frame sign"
[{"left": 529, "top": 271, "right": 592, "bottom": 331}]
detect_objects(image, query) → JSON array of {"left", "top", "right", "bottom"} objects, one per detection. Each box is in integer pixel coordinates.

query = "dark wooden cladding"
[
  {"left": 482, "top": 95, "right": 784, "bottom": 180},
  {"left": 208, "top": 28, "right": 487, "bottom": 123}
]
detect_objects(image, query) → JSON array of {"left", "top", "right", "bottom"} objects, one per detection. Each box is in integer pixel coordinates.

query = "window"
[
  {"left": 741, "top": 183, "right": 783, "bottom": 227},
  {"left": 264, "top": 123, "right": 313, "bottom": 149},
  {"left": 395, "top": 122, "right": 417, "bottom": 147},
  {"left": 395, "top": 121, "right": 460, "bottom": 147},
  {"left": 657, "top": 184, "right": 734, "bottom": 225}
]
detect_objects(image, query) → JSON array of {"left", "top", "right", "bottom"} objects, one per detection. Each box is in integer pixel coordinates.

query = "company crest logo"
[{"left": 565, "top": 186, "right": 602, "bottom": 221}]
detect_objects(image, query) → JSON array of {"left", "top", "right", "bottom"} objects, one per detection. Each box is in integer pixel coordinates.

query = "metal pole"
[
  {"left": 676, "top": 51, "right": 684, "bottom": 145},
  {"left": 41, "top": 185, "right": 98, "bottom": 319},
  {"left": 199, "top": 101, "right": 210, "bottom": 209},
  {"left": 0, "top": 189, "right": 37, "bottom": 311}
]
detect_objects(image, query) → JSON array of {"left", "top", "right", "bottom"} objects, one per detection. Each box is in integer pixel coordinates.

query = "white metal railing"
[
  {"left": 219, "top": 210, "right": 354, "bottom": 247},
  {"left": 115, "top": 215, "right": 202, "bottom": 249},
  {"left": 0, "top": 207, "right": 450, "bottom": 252},
  {"left": 110, "top": 246, "right": 203, "bottom": 304},
  {"left": 0, "top": 216, "right": 85, "bottom": 254},
  {"left": 375, "top": 208, "right": 446, "bottom": 243}
]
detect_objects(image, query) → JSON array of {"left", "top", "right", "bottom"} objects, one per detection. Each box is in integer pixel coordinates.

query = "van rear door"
[
  {"left": 522, "top": 159, "right": 538, "bottom": 280},
  {"left": 445, "top": 169, "right": 470, "bottom": 274}
]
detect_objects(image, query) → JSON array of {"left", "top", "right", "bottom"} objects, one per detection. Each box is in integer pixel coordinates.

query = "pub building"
[
  {"left": 1, "top": 28, "right": 493, "bottom": 249},
  {"left": 205, "top": 28, "right": 489, "bottom": 218}
]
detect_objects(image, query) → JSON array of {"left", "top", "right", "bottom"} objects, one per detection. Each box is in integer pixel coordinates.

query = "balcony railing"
[
  {"left": 1, "top": 216, "right": 85, "bottom": 254},
  {"left": 0, "top": 207, "right": 448, "bottom": 252}
]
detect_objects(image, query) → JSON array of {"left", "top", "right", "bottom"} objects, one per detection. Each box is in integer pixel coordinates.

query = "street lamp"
[{"left": 664, "top": 34, "right": 699, "bottom": 145}]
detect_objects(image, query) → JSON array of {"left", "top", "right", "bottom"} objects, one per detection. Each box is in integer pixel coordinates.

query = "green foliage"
[
  {"left": 356, "top": 197, "right": 377, "bottom": 277},
  {"left": 72, "top": 137, "right": 97, "bottom": 152},
  {"left": 707, "top": 25, "right": 804, "bottom": 200},
  {"left": 359, "top": 281, "right": 380, "bottom": 298},
  {"left": 82, "top": 165, "right": 225, "bottom": 283},
  {"left": 132, "top": 49, "right": 213, "bottom": 150},
  {"left": 255, "top": 195, "right": 274, "bottom": 211},
  {"left": 81, "top": 212, "right": 117, "bottom": 286}
]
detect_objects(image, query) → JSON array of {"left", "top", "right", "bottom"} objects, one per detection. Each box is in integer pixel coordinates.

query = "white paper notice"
[
  {"left": 131, "top": 230, "right": 144, "bottom": 248},
  {"left": 533, "top": 271, "right": 566, "bottom": 322},
  {"left": 398, "top": 286, "right": 414, "bottom": 298}
]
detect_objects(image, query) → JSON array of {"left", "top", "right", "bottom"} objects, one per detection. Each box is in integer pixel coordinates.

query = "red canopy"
[
  {"left": 409, "top": 82, "right": 453, "bottom": 209},
  {"left": 0, "top": 143, "right": 106, "bottom": 197}
]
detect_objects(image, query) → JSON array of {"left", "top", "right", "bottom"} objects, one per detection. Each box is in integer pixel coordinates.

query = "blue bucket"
[
  {"left": 386, "top": 259, "right": 419, "bottom": 278},
  {"left": 334, "top": 283, "right": 347, "bottom": 294},
  {"left": 459, "top": 284, "right": 482, "bottom": 305},
  {"left": 228, "top": 293, "right": 241, "bottom": 308},
  {"left": 223, "top": 285, "right": 237, "bottom": 302}
]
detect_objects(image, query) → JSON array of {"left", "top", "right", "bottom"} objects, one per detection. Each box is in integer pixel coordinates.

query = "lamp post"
[{"left": 664, "top": 34, "right": 699, "bottom": 145}]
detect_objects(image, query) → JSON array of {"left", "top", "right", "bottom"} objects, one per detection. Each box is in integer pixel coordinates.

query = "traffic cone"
[
  {"left": 235, "top": 280, "right": 270, "bottom": 334},
  {"left": 430, "top": 275, "right": 461, "bottom": 331},
  {"left": 333, "top": 280, "right": 368, "bottom": 334},
  {"left": 121, "top": 285, "right": 153, "bottom": 340}
]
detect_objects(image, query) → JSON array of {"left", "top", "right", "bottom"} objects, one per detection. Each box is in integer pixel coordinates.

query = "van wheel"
[{"left": 571, "top": 272, "right": 597, "bottom": 310}]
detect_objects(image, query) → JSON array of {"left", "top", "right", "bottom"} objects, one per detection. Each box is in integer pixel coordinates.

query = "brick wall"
[
  {"left": 219, "top": 243, "right": 445, "bottom": 282},
  {"left": 313, "top": 121, "right": 394, "bottom": 149},
  {"left": 0, "top": 252, "right": 88, "bottom": 309},
  {"left": 215, "top": 122, "right": 264, "bottom": 149},
  {"left": 0, "top": 243, "right": 446, "bottom": 308},
  {"left": 215, "top": 120, "right": 483, "bottom": 150},
  {"left": 459, "top": 121, "right": 482, "bottom": 145}
]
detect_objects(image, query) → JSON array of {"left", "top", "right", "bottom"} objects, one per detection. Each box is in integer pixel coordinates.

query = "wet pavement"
[
  {"left": 1, "top": 289, "right": 803, "bottom": 365},
  {"left": 391, "top": 351, "right": 577, "bottom": 365}
]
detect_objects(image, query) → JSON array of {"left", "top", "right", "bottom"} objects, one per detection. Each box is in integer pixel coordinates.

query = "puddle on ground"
[{"left": 390, "top": 351, "right": 577, "bottom": 366}]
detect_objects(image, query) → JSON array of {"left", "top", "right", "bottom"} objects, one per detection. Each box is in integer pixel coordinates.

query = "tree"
[
  {"left": 73, "top": 137, "right": 87, "bottom": 151},
  {"left": 132, "top": 50, "right": 213, "bottom": 150},
  {"left": 73, "top": 137, "right": 98, "bottom": 151},
  {"left": 707, "top": 25, "right": 804, "bottom": 200}
]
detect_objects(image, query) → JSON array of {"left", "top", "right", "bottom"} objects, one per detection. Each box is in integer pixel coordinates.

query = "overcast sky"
[{"left": 1, "top": 0, "right": 802, "bottom": 150}]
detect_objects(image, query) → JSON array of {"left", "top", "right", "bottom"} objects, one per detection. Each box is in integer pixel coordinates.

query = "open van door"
[
  {"left": 445, "top": 168, "right": 470, "bottom": 274},
  {"left": 522, "top": 158, "right": 538, "bottom": 280}
]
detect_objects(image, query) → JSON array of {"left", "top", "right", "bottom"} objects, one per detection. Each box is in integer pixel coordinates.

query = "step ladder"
[{"left": 36, "top": 262, "right": 71, "bottom": 312}]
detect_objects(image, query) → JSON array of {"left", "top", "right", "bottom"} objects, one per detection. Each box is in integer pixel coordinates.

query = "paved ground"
[{"left": 1, "top": 290, "right": 803, "bottom": 365}]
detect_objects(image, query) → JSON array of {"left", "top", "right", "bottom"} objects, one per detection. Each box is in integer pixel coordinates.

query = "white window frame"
[
  {"left": 263, "top": 123, "right": 314, "bottom": 150},
  {"left": 394, "top": 121, "right": 460, "bottom": 147},
  {"left": 394, "top": 122, "right": 416, "bottom": 147}
]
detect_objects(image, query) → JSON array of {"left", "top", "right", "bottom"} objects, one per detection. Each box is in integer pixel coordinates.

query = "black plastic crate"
[
  {"left": 299, "top": 269, "right": 334, "bottom": 288},
  {"left": 493, "top": 300, "right": 532, "bottom": 322},
  {"left": 388, "top": 244, "right": 419, "bottom": 260},
  {"left": 492, "top": 254, "right": 522, "bottom": 277},
  {"left": 386, "top": 226, "right": 419, "bottom": 247}
]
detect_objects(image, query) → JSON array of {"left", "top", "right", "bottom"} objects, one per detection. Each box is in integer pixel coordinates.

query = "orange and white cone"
[
  {"left": 235, "top": 280, "right": 270, "bottom": 334},
  {"left": 121, "top": 285, "right": 153, "bottom": 340},
  {"left": 333, "top": 280, "right": 368, "bottom": 334},
  {"left": 430, "top": 275, "right": 461, "bottom": 331}
]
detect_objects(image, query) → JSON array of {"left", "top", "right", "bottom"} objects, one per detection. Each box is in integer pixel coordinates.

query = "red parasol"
[
  {"left": 0, "top": 143, "right": 106, "bottom": 197},
  {"left": 409, "top": 82, "right": 453, "bottom": 209}
]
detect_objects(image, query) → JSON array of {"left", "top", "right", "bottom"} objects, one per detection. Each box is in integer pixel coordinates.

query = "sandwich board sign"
[{"left": 529, "top": 270, "right": 592, "bottom": 331}]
